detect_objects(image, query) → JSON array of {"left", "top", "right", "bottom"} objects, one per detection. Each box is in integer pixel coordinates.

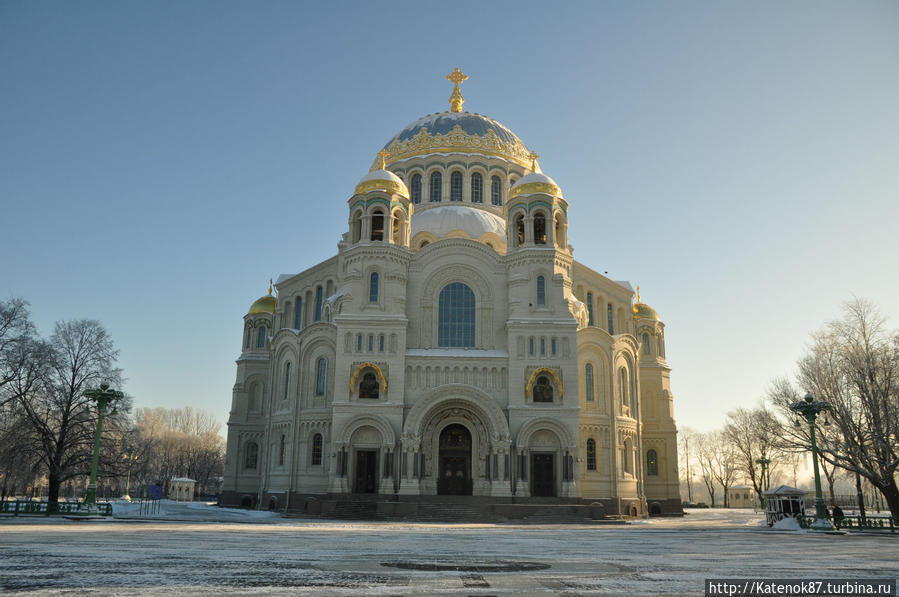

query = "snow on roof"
[
  {"left": 764, "top": 485, "right": 807, "bottom": 496},
  {"left": 412, "top": 205, "right": 505, "bottom": 239},
  {"left": 171, "top": 477, "right": 196, "bottom": 483}
]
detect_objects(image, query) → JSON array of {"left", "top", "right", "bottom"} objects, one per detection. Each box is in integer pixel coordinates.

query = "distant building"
[
  {"left": 728, "top": 484, "right": 755, "bottom": 508},
  {"left": 168, "top": 478, "right": 196, "bottom": 501},
  {"left": 221, "top": 71, "right": 682, "bottom": 516}
]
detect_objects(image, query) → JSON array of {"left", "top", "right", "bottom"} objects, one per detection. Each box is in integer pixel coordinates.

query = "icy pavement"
[{"left": 0, "top": 507, "right": 896, "bottom": 596}]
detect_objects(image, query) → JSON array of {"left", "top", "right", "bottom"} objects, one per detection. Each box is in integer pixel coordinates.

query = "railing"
[
  {"left": 0, "top": 500, "right": 112, "bottom": 517},
  {"left": 798, "top": 514, "right": 895, "bottom": 532}
]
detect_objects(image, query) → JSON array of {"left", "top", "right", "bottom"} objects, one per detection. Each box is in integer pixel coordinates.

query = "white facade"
[{"left": 222, "top": 89, "right": 681, "bottom": 515}]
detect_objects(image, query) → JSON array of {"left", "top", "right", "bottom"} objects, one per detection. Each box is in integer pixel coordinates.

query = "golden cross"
[
  {"left": 636, "top": 285, "right": 641, "bottom": 303},
  {"left": 528, "top": 151, "right": 540, "bottom": 172},
  {"left": 446, "top": 68, "right": 468, "bottom": 112},
  {"left": 268, "top": 278, "right": 273, "bottom": 296},
  {"left": 377, "top": 149, "right": 390, "bottom": 170}
]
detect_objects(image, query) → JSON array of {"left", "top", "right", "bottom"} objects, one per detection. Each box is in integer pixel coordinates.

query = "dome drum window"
[
  {"left": 411, "top": 174, "right": 422, "bottom": 204},
  {"left": 471, "top": 173, "right": 483, "bottom": 203},
  {"left": 450, "top": 171, "right": 463, "bottom": 201},
  {"left": 430, "top": 172, "right": 442, "bottom": 202}
]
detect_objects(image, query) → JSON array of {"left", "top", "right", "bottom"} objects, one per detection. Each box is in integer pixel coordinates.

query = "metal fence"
[{"left": 798, "top": 514, "right": 895, "bottom": 532}]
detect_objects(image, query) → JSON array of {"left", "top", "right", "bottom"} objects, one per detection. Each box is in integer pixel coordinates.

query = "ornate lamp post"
[
  {"left": 789, "top": 391, "right": 833, "bottom": 530},
  {"left": 755, "top": 457, "right": 771, "bottom": 508},
  {"left": 83, "top": 383, "right": 124, "bottom": 510}
]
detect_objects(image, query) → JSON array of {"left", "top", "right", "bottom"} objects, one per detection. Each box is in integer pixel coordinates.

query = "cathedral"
[{"left": 221, "top": 70, "right": 682, "bottom": 517}]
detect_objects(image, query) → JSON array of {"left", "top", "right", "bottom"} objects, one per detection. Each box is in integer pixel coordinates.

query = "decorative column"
[
  {"left": 490, "top": 441, "right": 512, "bottom": 497},
  {"left": 398, "top": 438, "right": 420, "bottom": 495}
]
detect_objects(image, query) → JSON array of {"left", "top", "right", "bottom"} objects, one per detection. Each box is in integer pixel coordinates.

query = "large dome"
[
  {"left": 378, "top": 111, "right": 533, "bottom": 169},
  {"left": 411, "top": 205, "right": 505, "bottom": 241}
]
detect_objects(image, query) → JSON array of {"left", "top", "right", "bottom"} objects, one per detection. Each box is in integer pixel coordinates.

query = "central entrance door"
[
  {"left": 531, "top": 453, "right": 556, "bottom": 497},
  {"left": 354, "top": 449, "right": 378, "bottom": 493},
  {"left": 438, "top": 424, "right": 472, "bottom": 495}
]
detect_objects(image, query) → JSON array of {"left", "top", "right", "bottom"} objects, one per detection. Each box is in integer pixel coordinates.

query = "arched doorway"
[{"left": 438, "top": 424, "right": 472, "bottom": 495}]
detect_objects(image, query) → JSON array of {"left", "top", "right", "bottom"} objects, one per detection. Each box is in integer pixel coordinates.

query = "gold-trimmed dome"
[
  {"left": 354, "top": 169, "right": 410, "bottom": 199},
  {"left": 632, "top": 286, "right": 660, "bottom": 321},
  {"left": 510, "top": 171, "right": 562, "bottom": 199},
  {"left": 248, "top": 281, "right": 277, "bottom": 315}
]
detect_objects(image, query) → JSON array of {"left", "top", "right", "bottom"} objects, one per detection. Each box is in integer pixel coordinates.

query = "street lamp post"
[
  {"left": 789, "top": 391, "right": 833, "bottom": 530},
  {"left": 755, "top": 457, "right": 771, "bottom": 508},
  {"left": 83, "top": 383, "right": 124, "bottom": 511},
  {"left": 122, "top": 447, "right": 137, "bottom": 502}
]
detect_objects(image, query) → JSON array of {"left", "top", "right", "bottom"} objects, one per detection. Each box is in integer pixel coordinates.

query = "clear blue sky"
[{"left": 2, "top": 1, "right": 897, "bottom": 434}]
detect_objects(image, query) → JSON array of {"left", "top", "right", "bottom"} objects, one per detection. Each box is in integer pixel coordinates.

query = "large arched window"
[
  {"left": 642, "top": 332, "right": 651, "bottom": 355},
  {"left": 429, "top": 171, "right": 442, "bottom": 202},
  {"left": 647, "top": 449, "right": 659, "bottom": 476},
  {"left": 450, "top": 171, "right": 462, "bottom": 201},
  {"left": 245, "top": 441, "right": 258, "bottom": 469},
  {"left": 536, "top": 276, "right": 546, "bottom": 306},
  {"left": 585, "top": 363, "right": 594, "bottom": 402},
  {"left": 294, "top": 297, "right": 303, "bottom": 329},
  {"left": 437, "top": 282, "right": 475, "bottom": 347},
  {"left": 370, "top": 210, "right": 384, "bottom": 241},
  {"left": 586, "top": 292, "right": 594, "bottom": 325},
  {"left": 256, "top": 326, "right": 266, "bottom": 348},
  {"left": 411, "top": 174, "right": 422, "bottom": 204},
  {"left": 491, "top": 175, "right": 502, "bottom": 205},
  {"left": 607, "top": 303, "right": 614, "bottom": 334},
  {"left": 369, "top": 272, "right": 379, "bottom": 303},
  {"left": 311, "top": 433, "right": 323, "bottom": 465},
  {"left": 618, "top": 367, "right": 629, "bottom": 411},
  {"left": 534, "top": 212, "right": 547, "bottom": 244},
  {"left": 533, "top": 375, "right": 553, "bottom": 402},
  {"left": 586, "top": 438, "right": 597, "bottom": 471},
  {"left": 314, "top": 286, "right": 323, "bottom": 322},
  {"left": 283, "top": 362, "right": 291, "bottom": 400},
  {"left": 315, "top": 357, "right": 327, "bottom": 396},
  {"left": 471, "top": 173, "right": 483, "bottom": 203}
]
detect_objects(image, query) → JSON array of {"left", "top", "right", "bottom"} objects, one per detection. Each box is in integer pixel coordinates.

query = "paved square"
[{"left": 0, "top": 508, "right": 895, "bottom": 595}]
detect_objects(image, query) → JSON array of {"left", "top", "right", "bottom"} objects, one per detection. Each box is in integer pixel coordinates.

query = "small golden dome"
[
  {"left": 354, "top": 169, "right": 410, "bottom": 199},
  {"left": 248, "top": 280, "right": 277, "bottom": 315},
  {"left": 510, "top": 171, "right": 562, "bottom": 199},
  {"left": 632, "top": 285, "right": 661, "bottom": 321}
]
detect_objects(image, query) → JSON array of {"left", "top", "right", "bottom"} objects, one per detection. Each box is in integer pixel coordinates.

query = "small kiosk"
[{"left": 764, "top": 485, "right": 807, "bottom": 526}]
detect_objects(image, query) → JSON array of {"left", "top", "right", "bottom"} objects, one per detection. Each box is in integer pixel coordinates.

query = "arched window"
[
  {"left": 536, "top": 276, "right": 546, "bottom": 306},
  {"left": 278, "top": 434, "right": 285, "bottom": 466},
  {"left": 368, "top": 334, "right": 374, "bottom": 352},
  {"left": 642, "top": 332, "right": 651, "bottom": 355},
  {"left": 245, "top": 441, "right": 258, "bottom": 469},
  {"left": 256, "top": 326, "right": 266, "bottom": 348},
  {"left": 437, "top": 282, "right": 475, "bottom": 347},
  {"left": 533, "top": 375, "right": 553, "bottom": 402},
  {"left": 356, "top": 333, "right": 362, "bottom": 352},
  {"left": 585, "top": 363, "right": 594, "bottom": 402},
  {"left": 491, "top": 175, "right": 502, "bottom": 205},
  {"left": 378, "top": 334, "right": 385, "bottom": 352},
  {"left": 586, "top": 292, "right": 594, "bottom": 325},
  {"left": 314, "top": 286, "right": 323, "bottom": 322},
  {"left": 283, "top": 362, "right": 291, "bottom": 400},
  {"left": 607, "top": 303, "right": 614, "bottom": 334},
  {"left": 647, "top": 449, "right": 659, "bottom": 476},
  {"left": 294, "top": 297, "right": 303, "bottom": 329},
  {"left": 311, "top": 433, "right": 323, "bottom": 465},
  {"left": 529, "top": 337, "right": 535, "bottom": 356},
  {"left": 315, "top": 357, "right": 327, "bottom": 396},
  {"left": 429, "top": 171, "right": 442, "bottom": 202},
  {"left": 359, "top": 371, "right": 380, "bottom": 399},
  {"left": 392, "top": 212, "right": 401, "bottom": 244},
  {"left": 586, "top": 438, "right": 597, "bottom": 471},
  {"left": 534, "top": 212, "right": 547, "bottom": 244},
  {"left": 515, "top": 214, "right": 525, "bottom": 246},
  {"left": 618, "top": 367, "right": 629, "bottom": 410},
  {"left": 471, "top": 173, "right": 483, "bottom": 203},
  {"left": 351, "top": 210, "right": 362, "bottom": 243},
  {"left": 450, "top": 171, "right": 462, "bottom": 201},
  {"left": 369, "top": 272, "right": 379, "bottom": 303},
  {"left": 411, "top": 174, "right": 422, "bottom": 204},
  {"left": 370, "top": 210, "right": 384, "bottom": 241}
]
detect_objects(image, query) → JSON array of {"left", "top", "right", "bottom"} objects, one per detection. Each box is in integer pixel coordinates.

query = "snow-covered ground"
[{"left": 0, "top": 507, "right": 895, "bottom": 595}]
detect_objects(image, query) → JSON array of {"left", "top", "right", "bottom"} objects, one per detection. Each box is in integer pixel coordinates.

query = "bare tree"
[
  {"left": 723, "top": 407, "right": 780, "bottom": 508},
  {"left": 768, "top": 299, "right": 899, "bottom": 518},
  {"left": 678, "top": 426, "right": 697, "bottom": 503},
  {"left": 17, "top": 320, "right": 123, "bottom": 506},
  {"left": 0, "top": 298, "right": 41, "bottom": 408},
  {"left": 695, "top": 432, "right": 718, "bottom": 506}
]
